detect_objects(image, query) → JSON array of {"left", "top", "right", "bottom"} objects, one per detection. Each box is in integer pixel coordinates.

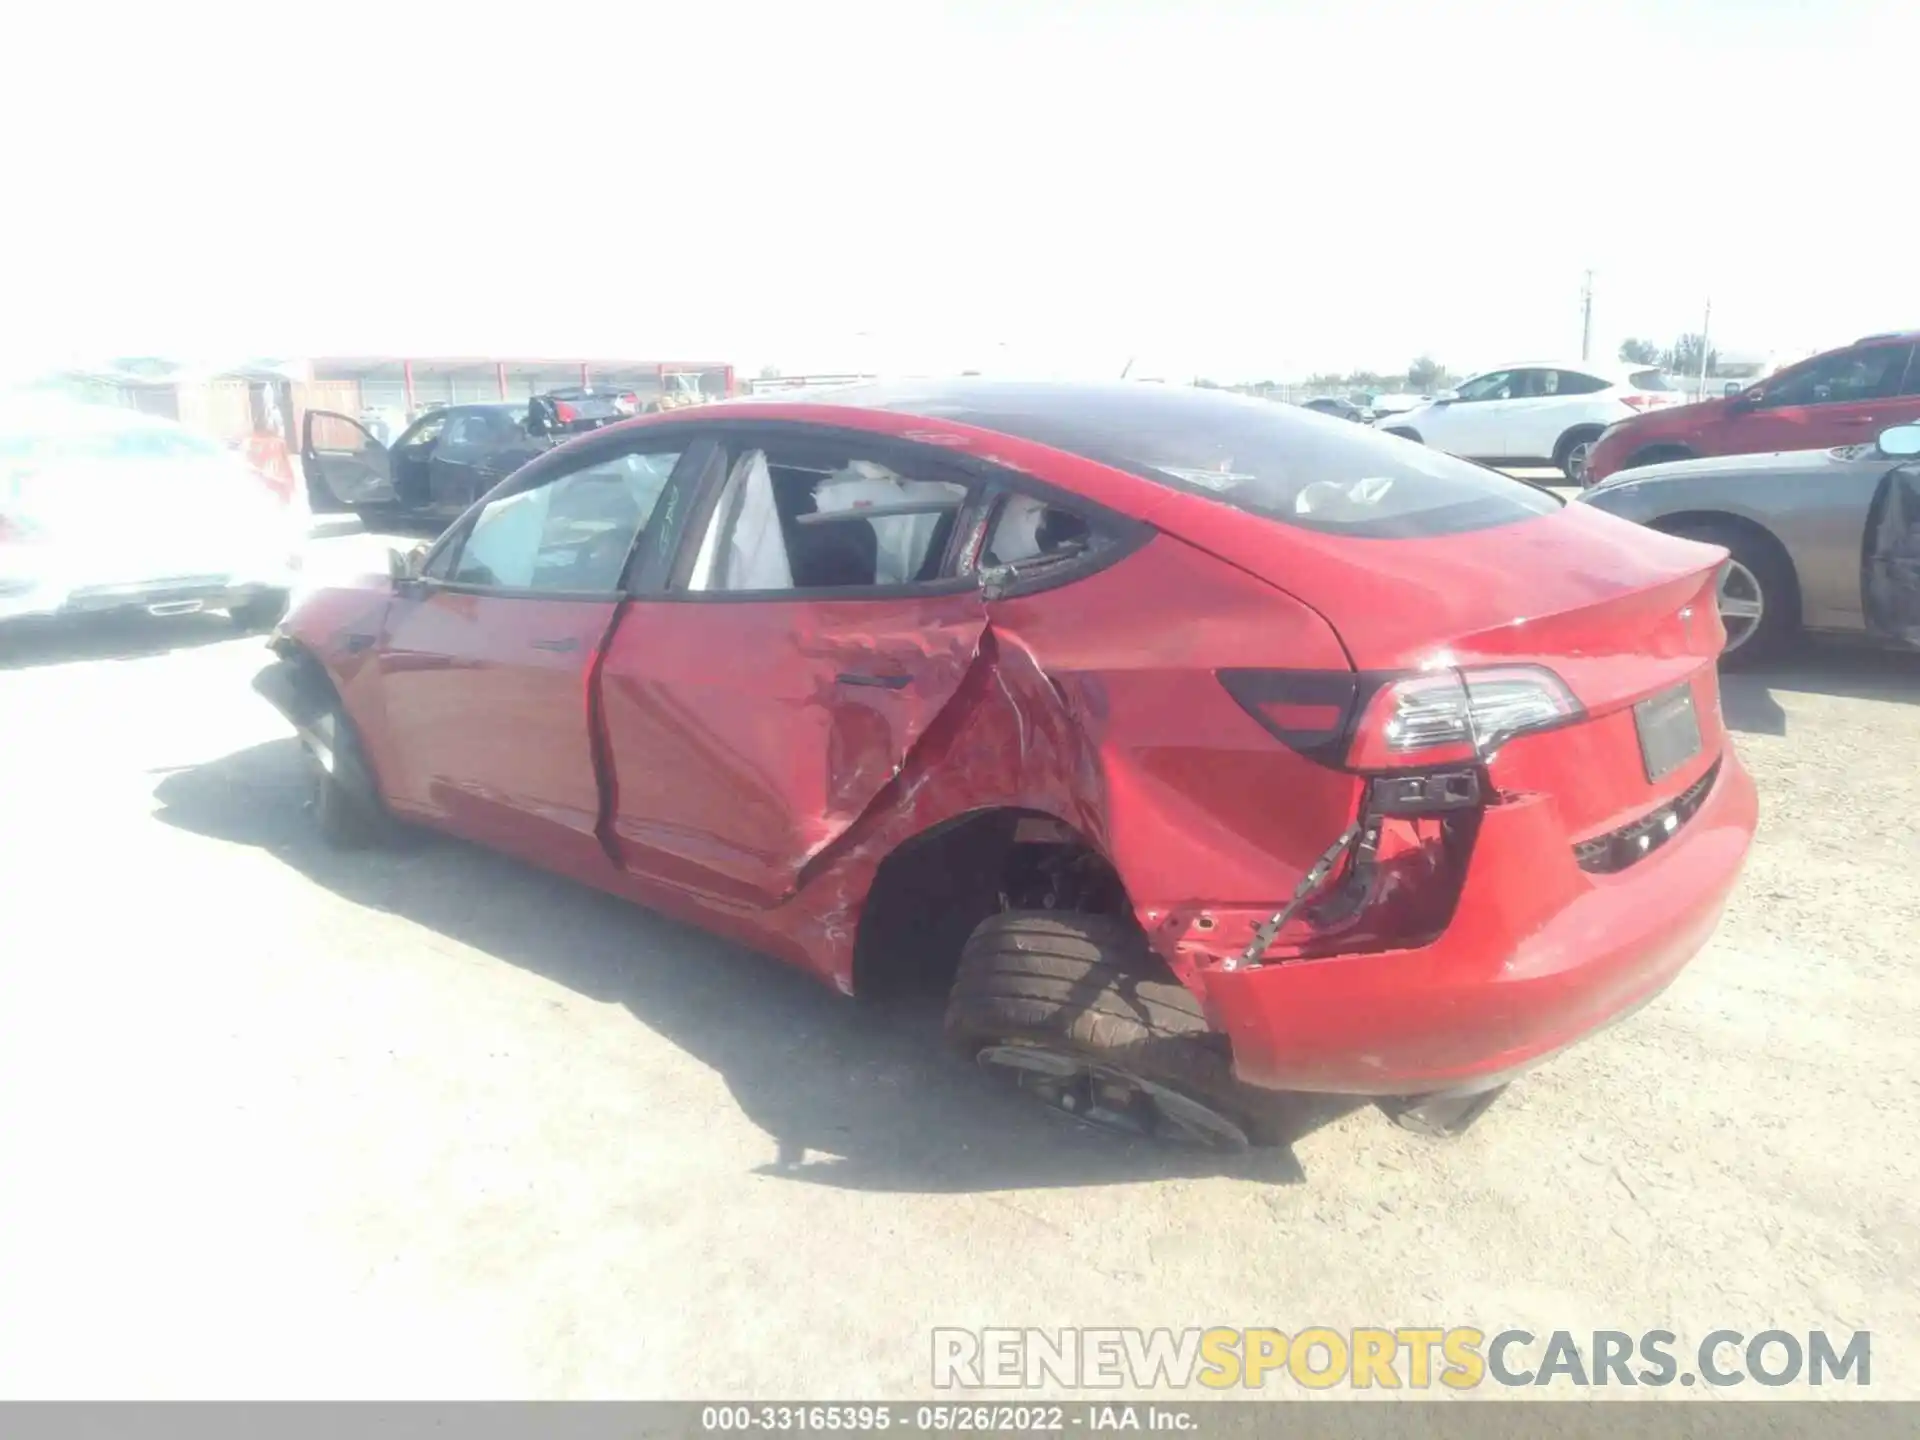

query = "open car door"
[
  {"left": 1863, "top": 459, "right": 1920, "bottom": 648},
  {"left": 301, "top": 410, "right": 395, "bottom": 512}
]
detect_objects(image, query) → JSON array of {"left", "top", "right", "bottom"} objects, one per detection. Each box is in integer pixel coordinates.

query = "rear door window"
[
  {"left": 1539, "top": 369, "right": 1611, "bottom": 396},
  {"left": 685, "top": 440, "right": 972, "bottom": 593}
]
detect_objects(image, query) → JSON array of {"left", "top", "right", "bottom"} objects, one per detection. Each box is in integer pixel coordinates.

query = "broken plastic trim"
[{"left": 1229, "top": 820, "right": 1365, "bottom": 972}]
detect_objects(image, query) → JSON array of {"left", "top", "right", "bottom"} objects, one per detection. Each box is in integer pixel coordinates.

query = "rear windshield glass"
[
  {"left": 867, "top": 383, "right": 1561, "bottom": 538},
  {"left": 1629, "top": 369, "right": 1675, "bottom": 391}
]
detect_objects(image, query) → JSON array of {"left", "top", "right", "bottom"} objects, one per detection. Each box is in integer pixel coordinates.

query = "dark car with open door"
[{"left": 302, "top": 389, "right": 640, "bottom": 525}]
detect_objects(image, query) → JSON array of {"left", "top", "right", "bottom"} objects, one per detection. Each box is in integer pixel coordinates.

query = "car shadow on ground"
[
  {"left": 0, "top": 612, "right": 250, "bottom": 670},
  {"left": 153, "top": 739, "right": 1363, "bottom": 1193},
  {"left": 1719, "top": 641, "right": 1920, "bottom": 737}
]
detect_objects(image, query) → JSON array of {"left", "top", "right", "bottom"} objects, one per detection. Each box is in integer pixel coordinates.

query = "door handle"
[
  {"left": 836, "top": 672, "right": 911, "bottom": 689},
  {"left": 531, "top": 637, "right": 580, "bottom": 653}
]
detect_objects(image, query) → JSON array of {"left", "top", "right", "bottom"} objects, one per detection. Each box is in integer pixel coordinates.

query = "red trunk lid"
[{"left": 1210, "top": 502, "right": 1732, "bottom": 838}]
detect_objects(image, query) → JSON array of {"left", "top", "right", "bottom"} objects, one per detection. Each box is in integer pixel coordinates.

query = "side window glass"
[
  {"left": 1901, "top": 348, "right": 1920, "bottom": 399},
  {"left": 442, "top": 413, "right": 492, "bottom": 448},
  {"left": 447, "top": 447, "right": 682, "bottom": 592},
  {"left": 399, "top": 413, "right": 449, "bottom": 450},
  {"left": 687, "top": 445, "right": 970, "bottom": 593},
  {"left": 1455, "top": 371, "right": 1515, "bottom": 403},
  {"left": 983, "top": 493, "right": 1097, "bottom": 567},
  {"left": 1766, "top": 347, "right": 1910, "bottom": 408},
  {"left": 1553, "top": 371, "right": 1611, "bottom": 396}
]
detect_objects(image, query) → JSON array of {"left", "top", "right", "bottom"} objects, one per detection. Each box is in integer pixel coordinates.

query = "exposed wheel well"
[
  {"left": 267, "top": 636, "right": 343, "bottom": 715},
  {"left": 1648, "top": 510, "right": 1803, "bottom": 630},
  {"left": 851, "top": 809, "right": 1141, "bottom": 1000}
]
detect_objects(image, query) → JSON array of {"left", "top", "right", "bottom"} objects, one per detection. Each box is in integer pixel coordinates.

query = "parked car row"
[
  {"left": 1369, "top": 361, "right": 1685, "bottom": 481},
  {"left": 1368, "top": 330, "right": 1920, "bottom": 490}
]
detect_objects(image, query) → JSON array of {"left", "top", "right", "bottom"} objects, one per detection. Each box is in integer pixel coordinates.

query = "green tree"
[
  {"left": 1663, "top": 333, "right": 1719, "bottom": 376},
  {"left": 1406, "top": 356, "right": 1448, "bottom": 391},
  {"left": 1618, "top": 338, "right": 1661, "bottom": 365},
  {"left": 757, "top": 364, "right": 782, "bottom": 380}
]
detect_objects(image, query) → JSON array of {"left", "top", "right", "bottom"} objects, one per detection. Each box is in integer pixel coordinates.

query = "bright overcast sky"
[{"left": 4, "top": 0, "right": 1914, "bottom": 382}]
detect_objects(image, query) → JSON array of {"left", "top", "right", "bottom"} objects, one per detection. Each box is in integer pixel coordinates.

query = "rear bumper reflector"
[{"left": 1573, "top": 758, "right": 1720, "bottom": 874}]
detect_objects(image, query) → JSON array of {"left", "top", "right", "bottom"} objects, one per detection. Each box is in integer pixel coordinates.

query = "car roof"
[
  {"left": 1853, "top": 330, "right": 1920, "bottom": 344},
  {"left": 1477, "top": 360, "right": 1646, "bottom": 378},
  {"left": 708, "top": 377, "right": 1406, "bottom": 448}
]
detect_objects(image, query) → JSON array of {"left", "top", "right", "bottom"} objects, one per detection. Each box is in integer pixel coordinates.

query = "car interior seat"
[{"left": 788, "top": 518, "right": 879, "bottom": 588}]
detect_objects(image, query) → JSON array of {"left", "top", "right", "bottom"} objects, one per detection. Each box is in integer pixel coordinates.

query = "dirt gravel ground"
[{"left": 1, "top": 530, "right": 1916, "bottom": 1401}]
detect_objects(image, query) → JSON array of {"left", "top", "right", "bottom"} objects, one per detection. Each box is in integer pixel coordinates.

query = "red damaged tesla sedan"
[{"left": 255, "top": 381, "right": 1757, "bottom": 1148}]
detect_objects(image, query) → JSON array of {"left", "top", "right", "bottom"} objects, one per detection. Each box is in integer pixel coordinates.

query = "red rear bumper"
[{"left": 1202, "top": 745, "right": 1757, "bottom": 1095}]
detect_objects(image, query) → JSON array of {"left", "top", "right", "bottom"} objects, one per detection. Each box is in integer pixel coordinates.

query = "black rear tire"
[
  {"left": 1660, "top": 520, "right": 1796, "bottom": 666},
  {"left": 945, "top": 911, "right": 1277, "bottom": 1147},
  {"left": 229, "top": 590, "right": 291, "bottom": 633}
]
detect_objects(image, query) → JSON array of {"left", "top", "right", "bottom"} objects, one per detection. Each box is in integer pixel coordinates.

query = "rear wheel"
[
  {"left": 1660, "top": 520, "right": 1795, "bottom": 664},
  {"left": 945, "top": 911, "right": 1269, "bottom": 1150},
  {"left": 228, "top": 589, "right": 291, "bottom": 633},
  {"left": 1554, "top": 427, "right": 1606, "bottom": 483}
]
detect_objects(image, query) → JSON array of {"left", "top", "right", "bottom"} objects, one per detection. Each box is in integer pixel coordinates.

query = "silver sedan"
[{"left": 1575, "top": 423, "right": 1920, "bottom": 662}]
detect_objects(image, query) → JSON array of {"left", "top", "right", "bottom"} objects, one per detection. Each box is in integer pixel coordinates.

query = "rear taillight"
[
  {"left": 1220, "top": 665, "right": 1582, "bottom": 773},
  {"left": 554, "top": 401, "right": 579, "bottom": 423},
  {"left": 1621, "top": 394, "right": 1664, "bottom": 412},
  {"left": 1348, "top": 666, "right": 1582, "bottom": 769}
]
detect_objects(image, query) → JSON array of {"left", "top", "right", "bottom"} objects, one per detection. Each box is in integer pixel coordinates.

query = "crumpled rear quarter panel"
[{"left": 785, "top": 534, "right": 1358, "bottom": 991}]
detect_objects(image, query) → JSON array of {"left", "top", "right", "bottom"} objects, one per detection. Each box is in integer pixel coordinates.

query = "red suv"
[
  {"left": 1585, "top": 332, "right": 1920, "bottom": 485},
  {"left": 256, "top": 382, "right": 1756, "bottom": 1148}
]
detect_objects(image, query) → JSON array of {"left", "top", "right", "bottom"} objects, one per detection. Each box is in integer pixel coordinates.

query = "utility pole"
[
  {"left": 1697, "top": 299, "right": 1713, "bottom": 402},
  {"left": 1580, "top": 270, "right": 1594, "bottom": 361}
]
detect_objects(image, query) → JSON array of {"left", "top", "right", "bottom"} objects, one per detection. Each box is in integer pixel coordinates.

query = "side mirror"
[
  {"left": 1431, "top": 389, "right": 1458, "bottom": 403},
  {"left": 1723, "top": 382, "right": 1742, "bottom": 398},
  {"left": 1728, "top": 387, "right": 1762, "bottom": 411},
  {"left": 1877, "top": 424, "right": 1920, "bottom": 459},
  {"left": 387, "top": 543, "right": 428, "bottom": 583}
]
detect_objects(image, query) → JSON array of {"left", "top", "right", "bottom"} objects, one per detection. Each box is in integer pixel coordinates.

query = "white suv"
[{"left": 1372, "top": 361, "right": 1683, "bottom": 481}]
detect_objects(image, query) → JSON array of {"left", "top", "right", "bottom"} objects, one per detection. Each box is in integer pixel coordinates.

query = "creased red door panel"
[
  {"left": 599, "top": 590, "right": 987, "bottom": 907},
  {"left": 379, "top": 589, "right": 616, "bottom": 878}
]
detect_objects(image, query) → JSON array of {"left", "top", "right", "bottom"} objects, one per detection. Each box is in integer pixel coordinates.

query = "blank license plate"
[{"left": 1635, "top": 683, "right": 1702, "bottom": 782}]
